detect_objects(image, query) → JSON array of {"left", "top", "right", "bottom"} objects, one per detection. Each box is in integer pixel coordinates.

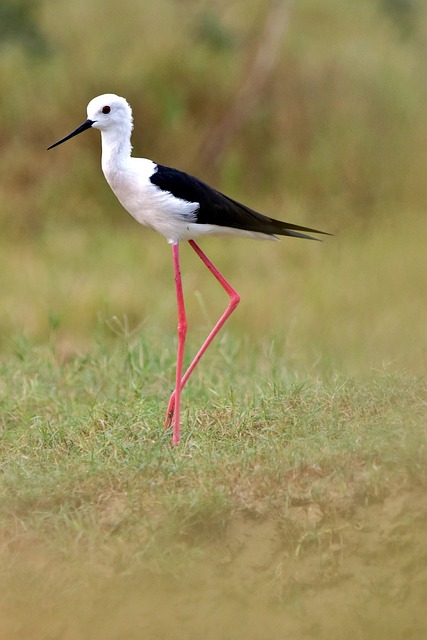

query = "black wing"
[{"left": 150, "top": 164, "right": 329, "bottom": 240}]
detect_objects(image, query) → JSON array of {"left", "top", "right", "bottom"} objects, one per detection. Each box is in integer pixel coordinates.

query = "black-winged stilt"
[{"left": 48, "top": 94, "right": 329, "bottom": 445}]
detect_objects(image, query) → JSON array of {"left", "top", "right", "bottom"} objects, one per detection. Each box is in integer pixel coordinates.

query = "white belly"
[{"left": 102, "top": 157, "right": 199, "bottom": 243}]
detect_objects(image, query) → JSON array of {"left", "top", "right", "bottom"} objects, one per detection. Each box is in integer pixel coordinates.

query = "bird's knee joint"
[{"left": 231, "top": 292, "right": 240, "bottom": 309}]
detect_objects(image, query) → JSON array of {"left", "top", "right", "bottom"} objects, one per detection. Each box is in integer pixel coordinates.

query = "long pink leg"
[
  {"left": 170, "top": 242, "right": 187, "bottom": 445},
  {"left": 164, "top": 239, "right": 240, "bottom": 433}
]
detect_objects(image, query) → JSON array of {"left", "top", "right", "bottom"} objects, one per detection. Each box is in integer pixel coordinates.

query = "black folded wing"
[{"left": 150, "top": 164, "right": 329, "bottom": 240}]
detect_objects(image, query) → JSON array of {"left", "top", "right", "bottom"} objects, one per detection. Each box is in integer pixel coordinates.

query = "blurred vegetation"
[
  {"left": 0, "top": 0, "right": 426, "bottom": 234},
  {"left": 0, "top": 0, "right": 426, "bottom": 372}
]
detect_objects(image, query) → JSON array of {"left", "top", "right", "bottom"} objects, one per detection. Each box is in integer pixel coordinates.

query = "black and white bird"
[{"left": 48, "top": 93, "right": 329, "bottom": 445}]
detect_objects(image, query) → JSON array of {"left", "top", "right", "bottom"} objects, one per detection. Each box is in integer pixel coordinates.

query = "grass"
[
  {"left": 1, "top": 206, "right": 426, "bottom": 371},
  {"left": 1, "top": 208, "right": 426, "bottom": 548},
  {"left": 1, "top": 193, "right": 426, "bottom": 640},
  {"left": 0, "top": 328, "right": 425, "bottom": 638},
  {"left": 1, "top": 328, "right": 425, "bottom": 556}
]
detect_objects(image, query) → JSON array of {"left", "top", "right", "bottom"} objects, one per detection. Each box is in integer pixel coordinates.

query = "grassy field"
[
  {"left": 1, "top": 212, "right": 426, "bottom": 638},
  {"left": 1, "top": 0, "right": 427, "bottom": 637}
]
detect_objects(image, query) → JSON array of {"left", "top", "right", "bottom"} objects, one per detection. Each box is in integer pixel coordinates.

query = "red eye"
[{"left": 102, "top": 105, "right": 111, "bottom": 114}]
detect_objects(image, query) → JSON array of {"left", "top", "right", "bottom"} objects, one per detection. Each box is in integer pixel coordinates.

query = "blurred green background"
[{"left": 0, "top": 0, "right": 426, "bottom": 372}]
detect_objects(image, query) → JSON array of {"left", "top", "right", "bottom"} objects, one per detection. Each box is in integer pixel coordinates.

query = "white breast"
[{"left": 102, "top": 157, "right": 199, "bottom": 243}]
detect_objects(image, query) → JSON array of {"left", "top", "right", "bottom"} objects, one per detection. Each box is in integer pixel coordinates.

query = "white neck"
[{"left": 100, "top": 124, "right": 133, "bottom": 172}]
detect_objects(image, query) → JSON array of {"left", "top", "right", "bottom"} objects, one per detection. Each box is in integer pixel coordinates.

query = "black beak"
[{"left": 47, "top": 119, "right": 95, "bottom": 150}]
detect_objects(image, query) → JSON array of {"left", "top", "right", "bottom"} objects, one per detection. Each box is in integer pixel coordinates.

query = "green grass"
[
  {"left": 1, "top": 202, "right": 426, "bottom": 640},
  {"left": 1, "top": 206, "right": 426, "bottom": 372},
  {"left": 1, "top": 325, "right": 425, "bottom": 559},
  {"left": 1, "top": 207, "right": 425, "bottom": 557},
  {"left": 1, "top": 212, "right": 425, "bottom": 639},
  {"left": 0, "top": 327, "right": 425, "bottom": 639}
]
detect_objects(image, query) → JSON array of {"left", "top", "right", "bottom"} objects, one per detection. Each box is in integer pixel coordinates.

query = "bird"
[{"left": 48, "top": 93, "right": 329, "bottom": 445}]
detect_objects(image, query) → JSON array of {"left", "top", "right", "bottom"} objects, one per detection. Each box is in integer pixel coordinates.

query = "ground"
[{"left": 2, "top": 488, "right": 426, "bottom": 640}]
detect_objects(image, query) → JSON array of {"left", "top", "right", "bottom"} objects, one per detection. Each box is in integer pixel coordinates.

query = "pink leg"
[
  {"left": 164, "top": 239, "right": 240, "bottom": 432},
  {"left": 170, "top": 242, "right": 187, "bottom": 445}
]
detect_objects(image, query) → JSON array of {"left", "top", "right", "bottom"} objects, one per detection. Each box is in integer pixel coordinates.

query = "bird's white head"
[
  {"left": 47, "top": 93, "right": 134, "bottom": 152},
  {"left": 87, "top": 94, "right": 133, "bottom": 133}
]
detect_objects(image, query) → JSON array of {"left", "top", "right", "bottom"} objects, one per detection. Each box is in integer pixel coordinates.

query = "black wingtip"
[
  {"left": 284, "top": 229, "right": 323, "bottom": 241},
  {"left": 279, "top": 222, "right": 333, "bottom": 239},
  {"left": 279, "top": 224, "right": 333, "bottom": 241}
]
